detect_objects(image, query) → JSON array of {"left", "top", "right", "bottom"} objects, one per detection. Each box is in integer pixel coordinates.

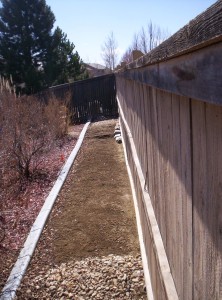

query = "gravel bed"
[{"left": 17, "top": 255, "right": 146, "bottom": 299}]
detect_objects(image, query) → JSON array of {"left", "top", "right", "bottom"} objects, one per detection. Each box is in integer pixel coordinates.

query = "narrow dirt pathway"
[{"left": 16, "top": 119, "right": 146, "bottom": 299}]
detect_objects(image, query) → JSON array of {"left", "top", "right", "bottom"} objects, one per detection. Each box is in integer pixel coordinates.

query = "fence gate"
[{"left": 49, "top": 74, "right": 118, "bottom": 123}]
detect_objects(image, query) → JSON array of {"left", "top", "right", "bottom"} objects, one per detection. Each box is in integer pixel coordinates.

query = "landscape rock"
[{"left": 18, "top": 255, "right": 146, "bottom": 299}]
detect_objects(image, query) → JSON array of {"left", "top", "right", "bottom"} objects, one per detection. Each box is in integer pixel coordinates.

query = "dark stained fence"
[
  {"left": 48, "top": 74, "right": 118, "bottom": 123},
  {"left": 116, "top": 1, "right": 222, "bottom": 299}
]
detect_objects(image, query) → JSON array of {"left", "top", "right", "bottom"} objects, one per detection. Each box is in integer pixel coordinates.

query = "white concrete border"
[
  {"left": 0, "top": 121, "right": 91, "bottom": 300},
  {"left": 120, "top": 119, "right": 154, "bottom": 300}
]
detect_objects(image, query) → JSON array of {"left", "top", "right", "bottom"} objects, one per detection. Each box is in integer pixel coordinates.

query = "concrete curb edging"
[{"left": 0, "top": 121, "right": 91, "bottom": 300}]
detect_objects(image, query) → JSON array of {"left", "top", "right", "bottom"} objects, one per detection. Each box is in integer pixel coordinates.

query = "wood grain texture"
[
  {"left": 116, "top": 70, "right": 222, "bottom": 299},
  {"left": 120, "top": 0, "right": 222, "bottom": 69},
  {"left": 116, "top": 5, "right": 222, "bottom": 297},
  {"left": 117, "top": 77, "right": 194, "bottom": 299},
  {"left": 178, "top": 96, "right": 193, "bottom": 300},
  {"left": 120, "top": 112, "right": 178, "bottom": 300},
  {"left": 192, "top": 100, "right": 222, "bottom": 300},
  {"left": 116, "top": 42, "right": 222, "bottom": 105}
]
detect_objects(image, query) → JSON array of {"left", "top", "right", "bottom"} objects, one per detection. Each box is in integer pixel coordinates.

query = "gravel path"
[{"left": 17, "top": 255, "right": 145, "bottom": 299}]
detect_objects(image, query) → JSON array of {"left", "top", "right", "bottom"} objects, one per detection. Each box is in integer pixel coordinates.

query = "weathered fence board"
[
  {"left": 115, "top": 2, "right": 222, "bottom": 298},
  {"left": 178, "top": 96, "right": 193, "bottom": 300},
  {"left": 43, "top": 74, "right": 118, "bottom": 123},
  {"left": 118, "top": 42, "right": 222, "bottom": 106},
  {"left": 120, "top": 110, "right": 178, "bottom": 300},
  {"left": 192, "top": 100, "right": 222, "bottom": 299},
  {"left": 117, "top": 74, "right": 222, "bottom": 299},
  {"left": 117, "top": 78, "right": 196, "bottom": 299},
  {"left": 125, "top": 0, "right": 222, "bottom": 69}
]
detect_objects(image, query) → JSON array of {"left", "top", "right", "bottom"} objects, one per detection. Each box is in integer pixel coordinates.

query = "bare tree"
[
  {"left": 131, "top": 33, "right": 140, "bottom": 51},
  {"left": 121, "top": 46, "right": 133, "bottom": 64},
  {"left": 139, "top": 27, "right": 148, "bottom": 53},
  {"left": 138, "top": 21, "right": 166, "bottom": 53},
  {"left": 101, "top": 32, "right": 118, "bottom": 70},
  {"left": 146, "top": 20, "right": 170, "bottom": 52},
  {"left": 121, "top": 32, "right": 142, "bottom": 64},
  {"left": 121, "top": 21, "right": 170, "bottom": 62}
]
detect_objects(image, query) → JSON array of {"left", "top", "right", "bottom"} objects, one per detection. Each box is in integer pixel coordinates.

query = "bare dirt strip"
[
  {"left": 16, "top": 119, "right": 146, "bottom": 299},
  {"left": 0, "top": 124, "right": 84, "bottom": 290}
]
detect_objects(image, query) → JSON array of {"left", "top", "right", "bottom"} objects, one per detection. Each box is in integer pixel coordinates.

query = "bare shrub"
[
  {"left": 44, "top": 92, "right": 71, "bottom": 139},
  {"left": 0, "top": 77, "right": 16, "bottom": 189},
  {"left": 0, "top": 79, "right": 70, "bottom": 184}
]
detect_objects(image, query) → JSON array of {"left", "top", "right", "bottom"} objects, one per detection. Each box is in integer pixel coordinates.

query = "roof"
[{"left": 85, "top": 63, "right": 107, "bottom": 70}]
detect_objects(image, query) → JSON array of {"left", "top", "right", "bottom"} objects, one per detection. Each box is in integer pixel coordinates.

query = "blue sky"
[{"left": 46, "top": 0, "right": 216, "bottom": 64}]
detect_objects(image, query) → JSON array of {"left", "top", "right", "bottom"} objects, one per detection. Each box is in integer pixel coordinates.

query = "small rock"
[
  {"left": 113, "top": 278, "right": 118, "bottom": 286},
  {"left": 19, "top": 255, "right": 146, "bottom": 299}
]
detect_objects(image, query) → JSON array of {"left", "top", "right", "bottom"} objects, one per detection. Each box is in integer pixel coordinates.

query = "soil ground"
[
  {"left": 16, "top": 119, "right": 143, "bottom": 299},
  {"left": 0, "top": 125, "right": 84, "bottom": 290}
]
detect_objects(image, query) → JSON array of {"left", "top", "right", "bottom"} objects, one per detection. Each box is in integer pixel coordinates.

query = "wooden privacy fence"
[
  {"left": 47, "top": 74, "right": 118, "bottom": 123},
  {"left": 116, "top": 1, "right": 222, "bottom": 299}
]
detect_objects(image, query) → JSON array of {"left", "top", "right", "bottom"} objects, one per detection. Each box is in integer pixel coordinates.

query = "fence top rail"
[
  {"left": 49, "top": 73, "right": 115, "bottom": 91},
  {"left": 117, "top": 0, "right": 222, "bottom": 71}
]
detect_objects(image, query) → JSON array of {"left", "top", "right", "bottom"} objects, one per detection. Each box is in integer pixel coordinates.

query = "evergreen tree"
[
  {"left": 0, "top": 0, "right": 55, "bottom": 94},
  {"left": 45, "top": 27, "right": 88, "bottom": 86},
  {"left": 0, "top": 0, "right": 87, "bottom": 93}
]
